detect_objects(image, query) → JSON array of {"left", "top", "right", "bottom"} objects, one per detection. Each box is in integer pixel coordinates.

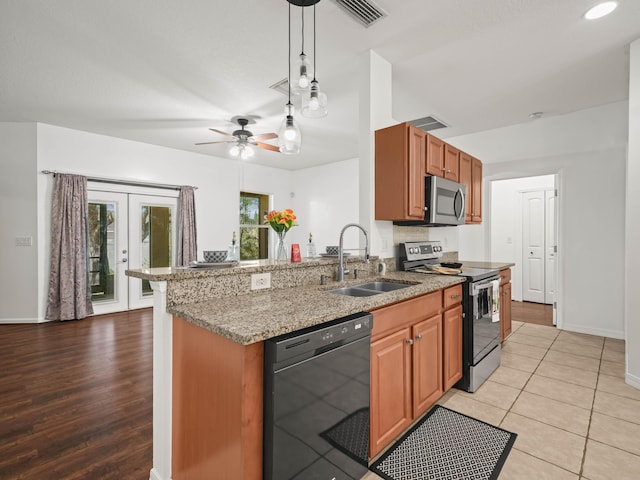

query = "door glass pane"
[
  {"left": 88, "top": 202, "right": 116, "bottom": 303},
  {"left": 140, "top": 205, "right": 173, "bottom": 295}
]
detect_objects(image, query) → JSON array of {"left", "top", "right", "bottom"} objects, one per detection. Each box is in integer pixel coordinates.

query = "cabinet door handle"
[
  {"left": 406, "top": 338, "right": 414, "bottom": 345},
  {"left": 415, "top": 334, "right": 422, "bottom": 340},
  {"left": 450, "top": 294, "right": 461, "bottom": 299}
]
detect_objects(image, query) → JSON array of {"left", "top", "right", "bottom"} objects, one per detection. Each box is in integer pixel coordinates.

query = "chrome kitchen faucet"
[{"left": 337, "top": 223, "right": 369, "bottom": 281}]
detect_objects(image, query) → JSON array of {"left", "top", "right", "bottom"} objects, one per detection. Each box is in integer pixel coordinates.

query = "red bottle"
[{"left": 291, "top": 243, "right": 301, "bottom": 262}]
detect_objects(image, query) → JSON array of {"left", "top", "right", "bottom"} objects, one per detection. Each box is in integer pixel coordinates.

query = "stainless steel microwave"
[{"left": 394, "top": 176, "right": 466, "bottom": 226}]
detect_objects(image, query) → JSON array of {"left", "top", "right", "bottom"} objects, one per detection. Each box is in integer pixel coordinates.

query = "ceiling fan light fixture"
[{"left": 240, "top": 144, "right": 254, "bottom": 160}]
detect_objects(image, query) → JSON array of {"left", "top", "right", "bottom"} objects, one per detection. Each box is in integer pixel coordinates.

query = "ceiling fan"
[{"left": 195, "top": 117, "right": 279, "bottom": 159}]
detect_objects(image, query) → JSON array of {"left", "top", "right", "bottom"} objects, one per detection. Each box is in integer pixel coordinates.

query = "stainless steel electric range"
[{"left": 399, "top": 241, "right": 502, "bottom": 392}]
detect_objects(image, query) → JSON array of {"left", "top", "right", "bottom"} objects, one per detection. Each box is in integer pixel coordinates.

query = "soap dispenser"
[
  {"left": 227, "top": 231, "right": 239, "bottom": 262},
  {"left": 306, "top": 232, "right": 316, "bottom": 258}
]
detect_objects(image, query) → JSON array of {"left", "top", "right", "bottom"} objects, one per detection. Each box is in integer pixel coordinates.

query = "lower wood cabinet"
[
  {"left": 443, "top": 304, "right": 463, "bottom": 390},
  {"left": 412, "top": 314, "right": 443, "bottom": 418},
  {"left": 370, "top": 327, "right": 413, "bottom": 456},
  {"left": 500, "top": 268, "right": 512, "bottom": 342},
  {"left": 369, "top": 286, "right": 462, "bottom": 458}
]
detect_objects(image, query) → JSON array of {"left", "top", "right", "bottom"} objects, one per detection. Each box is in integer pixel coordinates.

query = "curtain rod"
[{"left": 41, "top": 170, "right": 197, "bottom": 191}]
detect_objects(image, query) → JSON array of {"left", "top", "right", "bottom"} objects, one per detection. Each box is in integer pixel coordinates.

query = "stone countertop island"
[{"left": 126, "top": 257, "right": 464, "bottom": 480}]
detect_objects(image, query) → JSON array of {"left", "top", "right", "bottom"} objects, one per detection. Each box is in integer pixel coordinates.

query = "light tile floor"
[{"left": 362, "top": 321, "right": 639, "bottom": 480}]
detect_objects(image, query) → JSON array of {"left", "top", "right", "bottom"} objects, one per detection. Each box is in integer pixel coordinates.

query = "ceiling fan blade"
[
  {"left": 255, "top": 142, "right": 281, "bottom": 153},
  {"left": 195, "top": 140, "right": 234, "bottom": 145},
  {"left": 209, "top": 128, "right": 236, "bottom": 138},
  {"left": 250, "top": 132, "right": 278, "bottom": 141}
]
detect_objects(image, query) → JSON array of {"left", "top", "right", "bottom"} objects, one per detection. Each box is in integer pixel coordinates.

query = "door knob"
[
  {"left": 122, "top": 258, "right": 128, "bottom": 263},
  {"left": 406, "top": 338, "right": 414, "bottom": 345},
  {"left": 415, "top": 334, "right": 423, "bottom": 340},
  {"left": 122, "top": 249, "right": 127, "bottom": 254}
]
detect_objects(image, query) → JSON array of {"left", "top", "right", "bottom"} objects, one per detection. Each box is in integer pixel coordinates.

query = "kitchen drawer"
[
  {"left": 443, "top": 284, "right": 462, "bottom": 310},
  {"left": 500, "top": 268, "right": 511, "bottom": 285},
  {"left": 371, "top": 291, "right": 442, "bottom": 340}
]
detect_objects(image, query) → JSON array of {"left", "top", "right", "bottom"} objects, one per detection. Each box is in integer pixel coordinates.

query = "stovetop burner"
[{"left": 399, "top": 241, "right": 500, "bottom": 282}]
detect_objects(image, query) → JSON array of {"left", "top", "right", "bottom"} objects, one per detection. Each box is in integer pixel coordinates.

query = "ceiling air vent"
[
  {"left": 269, "top": 77, "right": 290, "bottom": 97},
  {"left": 333, "top": 0, "right": 387, "bottom": 28},
  {"left": 408, "top": 115, "right": 449, "bottom": 132}
]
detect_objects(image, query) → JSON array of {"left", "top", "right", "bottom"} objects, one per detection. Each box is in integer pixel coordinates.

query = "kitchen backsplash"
[{"left": 393, "top": 225, "right": 459, "bottom": 252}]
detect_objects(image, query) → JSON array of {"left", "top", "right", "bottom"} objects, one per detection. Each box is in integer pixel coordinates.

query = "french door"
[{"left": 88, "top": 190, "right": 178, "bottom": 314}]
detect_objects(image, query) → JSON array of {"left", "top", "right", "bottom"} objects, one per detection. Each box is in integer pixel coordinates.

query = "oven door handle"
[{"left": 471, "top": 277, "right": 500, "bottom": 293}]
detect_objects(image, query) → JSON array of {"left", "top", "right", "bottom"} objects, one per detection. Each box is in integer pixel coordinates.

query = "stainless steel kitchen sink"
[
  {"left": 328, "top": 280, "right": 414, "bottom": 297},
  {"left": 354, "top": 281, "right": 412, "bottom": 292}
]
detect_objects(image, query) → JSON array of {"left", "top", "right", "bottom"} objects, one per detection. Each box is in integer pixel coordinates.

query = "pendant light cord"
[
  {"left": 312, "top": 3, "right": 317, "bottom": 81},
  {"left": 301, "top": 6, "right": 305, "bottom": 55},
  {"left": 288, "top": 2, "right": 292, "bottom": 106}
]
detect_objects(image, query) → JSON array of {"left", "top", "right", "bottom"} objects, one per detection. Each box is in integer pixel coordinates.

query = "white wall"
[
  {"left": 491, "top": 175, "right": 555, "bottom": 301},
  {"left": 626, "top": 39, "right": 640, "bottom": 387},
  {"left": 291, "top": 158, "right": 360, "bottom": 254},
  {"left": 1, "top": 121, "right": 364, "bottom": 322},
  {"left": 359, "top": 50, "right": 395, "bottom": 259},
  {"left": 0, "top": 123, "right": 39, "bottom": 321},
  {"left": 33, "top": 123, "right": 292, "bottom": 321},
  {"left": 448, "top": 102, "right": 627, "bottom": 339}
]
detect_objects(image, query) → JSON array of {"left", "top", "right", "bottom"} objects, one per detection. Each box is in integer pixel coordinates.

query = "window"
[{"left": 239, "top": 192, "right": 270, "bottom": 260}]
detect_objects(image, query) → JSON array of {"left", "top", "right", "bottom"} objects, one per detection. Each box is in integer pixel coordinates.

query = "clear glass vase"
[{"left": 275, "top": 230, "right": 288, "bottom": 261}]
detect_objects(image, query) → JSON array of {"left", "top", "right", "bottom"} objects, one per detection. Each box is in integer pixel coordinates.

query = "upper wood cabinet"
[
  {"left": 375, "top": 123, "right": 426, "bottom": 221},
  {"left": 443, "top": 144, "right": 460, "bottom": 182},
  {"left": 471, "top": 157, "right": 483, "bottom": 223},
  {"left": 426, "top": 134, "right": 445, "bottom": 176},
  {"left": 375, "top": 122, "right": 483, "bottom": 223},
  {"left": 459, "top": 152, "right": 483, "bottom": 224},
  {"left": 426, "top": 134, "right": 458, "bottom": 181}
]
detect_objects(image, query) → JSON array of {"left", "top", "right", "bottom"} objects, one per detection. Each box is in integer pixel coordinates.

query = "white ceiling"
[{"left": 1, "top": 0, "right": 638, "bottom": 170}]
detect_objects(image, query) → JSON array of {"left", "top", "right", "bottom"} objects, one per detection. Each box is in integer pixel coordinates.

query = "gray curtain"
[
  {"left": 177, "top": 186, "right": 197, "bottom": 266},
  {"left": 45, "top": 174, "right": 94, "bottom": 321}
]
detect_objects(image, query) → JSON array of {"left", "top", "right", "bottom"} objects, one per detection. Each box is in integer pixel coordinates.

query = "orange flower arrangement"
[{"left": 264, "top": 208, "right": 298, "bottom": 233}]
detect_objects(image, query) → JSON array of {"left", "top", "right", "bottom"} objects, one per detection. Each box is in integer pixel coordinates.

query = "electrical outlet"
[{"left": 251, "top": 273, "right": 271, "bottom": 290}]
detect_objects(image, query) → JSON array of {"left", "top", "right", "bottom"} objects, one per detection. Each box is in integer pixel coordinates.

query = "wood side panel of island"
[{"left": 172, "top": 317, "right": 264, "bottom": 480}]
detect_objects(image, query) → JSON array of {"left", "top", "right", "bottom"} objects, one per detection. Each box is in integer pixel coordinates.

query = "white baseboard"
[
  {"left": 0, "top": 317, "right": 50, "bottom": 324},
  {"left": 626, "top": 372, "right": 640, "bottom": 390},
  {"left": 149, "top": 468, "right": 166, "bottom": 480},
  {"left": 561, "top": 322, "right": 625, "bottom": 340}
]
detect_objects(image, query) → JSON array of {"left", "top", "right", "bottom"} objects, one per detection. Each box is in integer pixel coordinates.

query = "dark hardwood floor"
[
  {"left": 0, "top": 309, "right": 153, "bottom": 480},
  {"left": 511, "top": 300, "right": 554, "bottom": 327}
]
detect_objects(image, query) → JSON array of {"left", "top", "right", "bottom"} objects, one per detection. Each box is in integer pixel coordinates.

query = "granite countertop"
[
  {"left": 459, "top": 261, "right": 515, "bottom": 270},
  {"left": 126, "top": 255, "right": 377, "bottom": 281},
  {"left": 168, "top": 272, "right": 464, "bottom": 345}
]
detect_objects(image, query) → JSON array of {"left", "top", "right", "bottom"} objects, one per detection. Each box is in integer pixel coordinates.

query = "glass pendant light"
[
  {"left": 302, "top": 3, "right": 328, "bottom": 118},
  {"left": 291, "top": 7, "right": 313, "bottom": 94},
  {"left": 279, "top": 3, "right": 302, "bottom": 155}
]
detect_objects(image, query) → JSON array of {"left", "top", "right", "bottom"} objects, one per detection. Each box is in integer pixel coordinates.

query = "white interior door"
[
  {"left": 128, "top": 194, "right": 178, "bottom": 310},
  {"left": 88, "top": 191, "right": 129, "bottom": 315},
  {"left": 522, "top": 191, "right": 545, "bottom": 303},
  {"left": 545, "top": 189, "right": 556, "bottom": 305}
]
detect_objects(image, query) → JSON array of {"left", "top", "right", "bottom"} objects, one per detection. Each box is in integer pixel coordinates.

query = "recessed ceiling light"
[{"left": 584, "top": 1, "right": 618, "bottom": 20}]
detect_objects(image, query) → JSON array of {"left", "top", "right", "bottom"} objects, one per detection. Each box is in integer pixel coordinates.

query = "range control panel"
[{"left": 399, "top": 241, "right": 443, "bottom": 262}]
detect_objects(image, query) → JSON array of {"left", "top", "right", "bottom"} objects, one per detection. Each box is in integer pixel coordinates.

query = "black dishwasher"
[{"left": 264, "top": 312, "right": 372, "bottom": 480}]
